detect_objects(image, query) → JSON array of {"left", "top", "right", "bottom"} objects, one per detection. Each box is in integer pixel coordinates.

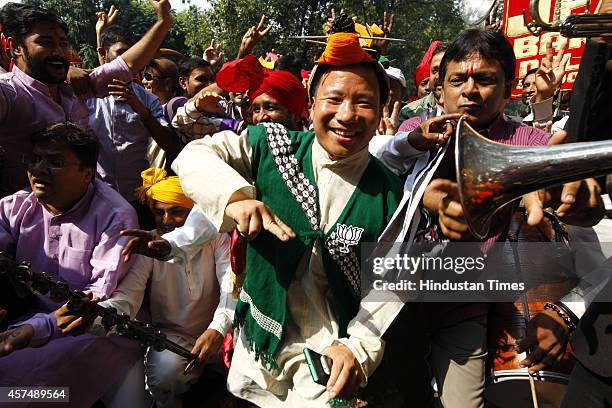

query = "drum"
[{"left": 485, "top": 209, "right": 577, "bottom": 408}]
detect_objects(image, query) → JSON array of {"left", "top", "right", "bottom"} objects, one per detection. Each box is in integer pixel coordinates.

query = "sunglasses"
[
  {"left": 22, "top": 154, "right": 80, "bottom": 171},
  {"left": 143, "top": 72, "right": 164, "bottom": 81}
]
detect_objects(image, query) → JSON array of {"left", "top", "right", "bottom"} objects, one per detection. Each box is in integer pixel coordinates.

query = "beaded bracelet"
[{"left": 544, "top": 302, "right": 577, "bottom": 333}]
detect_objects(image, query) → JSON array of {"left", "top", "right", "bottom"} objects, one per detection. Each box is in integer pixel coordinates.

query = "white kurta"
[
  {"left": 172, "top": 129, "right": 404, "bottom": 406},
  {"left": 95, "top": 232, "right": 235, "bottom": 342}
]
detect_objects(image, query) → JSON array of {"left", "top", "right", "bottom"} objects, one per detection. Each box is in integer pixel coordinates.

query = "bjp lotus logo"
[{"left": 336, "top": 224, "right": 364, "bottom": 253}]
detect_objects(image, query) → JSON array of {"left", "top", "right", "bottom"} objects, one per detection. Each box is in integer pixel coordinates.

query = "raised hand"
[
  {"left": 324, "top": 8, "right": 338, "bottom": 35},
  {"left": 237, "top": 15, "right": 272, "bottom": 58},
  {"left": 108, "top": 79, "right": 148, "bottom": 116},
  {"left": 484, "top": 0, "right": 502, "bottom": 32},
  {"left": 377, "top": 101, "right": 400, "bottom": 135},
  {"left": 195, "top": 91, "right": 226, "bottom": 114},
  {"left": 409, "top": 113, "right": 463, "bottom": 151},
  {"left": 534, "top": 37, "right": 570, "bottom": 102},
  {"left": 370, "top": 12, "right": 395, "bottom": 54},
  {"left": 148, "top": 0, "right": 172, "bottom": 22},
  {"left": 95, "top": 5, "right": 119, "bottom": 37},
  {"left": 120, "top": 229, "right": 172, "bottom": 262},
  {"left": 203, "top": 39, "right": 224, "bottom": 70}
]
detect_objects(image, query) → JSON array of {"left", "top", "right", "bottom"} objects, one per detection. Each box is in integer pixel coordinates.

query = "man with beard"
[{"left": 0, "top": 0, "right": 173, "bottom": 195}]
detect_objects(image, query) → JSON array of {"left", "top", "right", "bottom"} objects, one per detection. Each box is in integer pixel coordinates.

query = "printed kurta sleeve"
[
  {"left": 207, "top": 233, "right": 236, "bottom": 335},
  {"left": 171, "top": 100, "right": 222, "bottom": 137},
  {"left": 172, "top": 129, "right": 255, "bottom": 232}
]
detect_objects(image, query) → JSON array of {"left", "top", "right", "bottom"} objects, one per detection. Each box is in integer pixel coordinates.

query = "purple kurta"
[
  {"left": 0, "top": 58, "right": 132, "bottom": 193},
  {"left": 0, "top": 179, "right": 142, "bottom": 406}
]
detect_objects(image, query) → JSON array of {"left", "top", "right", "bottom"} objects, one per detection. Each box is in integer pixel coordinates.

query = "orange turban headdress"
[
  {"left": 216, "top": 55, "right": 306, "bottom": 118},
  {"left": 308, "top": 32, "right": 388, "bottom": 103},
  {"left": 317, "top": 33, "right": 374, "bottom": 66},
  {"left": 136, "top": 168, "right": 193, "bottom": 209}
]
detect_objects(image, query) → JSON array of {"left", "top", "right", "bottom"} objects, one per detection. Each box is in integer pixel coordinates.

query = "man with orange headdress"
[
  {"left": 53, "top": 167, "right": 235, "bottom": 408},
  {"left": 171, "top": 20, "right": 405, "bottom": 406}
]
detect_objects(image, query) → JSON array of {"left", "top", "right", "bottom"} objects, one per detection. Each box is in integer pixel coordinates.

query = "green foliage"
[{"left": 23, "top": 0, "right": 466, "bottom": 95}]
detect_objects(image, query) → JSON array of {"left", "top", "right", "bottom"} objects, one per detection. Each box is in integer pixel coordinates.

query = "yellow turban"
[{"left": 136, "top": 168, "right": 193, "bottom": 209}]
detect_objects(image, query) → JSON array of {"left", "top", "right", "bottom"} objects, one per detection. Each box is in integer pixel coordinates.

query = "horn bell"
[{"left": 455, "top": 117, "right": 612, "bottom": 239}]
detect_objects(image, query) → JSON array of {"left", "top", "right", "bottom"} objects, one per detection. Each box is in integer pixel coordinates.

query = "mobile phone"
[{"left": 303, "top": 347, "right": 331, "bottom": 386}]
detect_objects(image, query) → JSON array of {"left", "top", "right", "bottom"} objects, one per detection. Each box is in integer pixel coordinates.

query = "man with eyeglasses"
[
  {"left": 0, "top": 0, "right": 174, "bottom": 198},
  {"left": 0, "top": 122, "right": 143, "bottom": 406}
]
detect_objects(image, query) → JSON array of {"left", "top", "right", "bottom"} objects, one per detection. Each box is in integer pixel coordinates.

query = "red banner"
[{"left": 502, "top": 0, "right": 601, "bottom": 98}]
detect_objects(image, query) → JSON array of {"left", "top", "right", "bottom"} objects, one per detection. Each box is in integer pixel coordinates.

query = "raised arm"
[{"left": 120, "top": 0, "right": 173, "bottom": 73}]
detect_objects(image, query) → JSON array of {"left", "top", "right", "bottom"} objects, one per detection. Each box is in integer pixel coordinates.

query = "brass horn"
[
  {"left": 524, "top": 0, "right": 612, "bottom": 37},
  {"left": 455, "top": 117, "right": 612, "bottom": 239},
  {"left": 459, "top": 0, "right": 498, "bottom": 25}
]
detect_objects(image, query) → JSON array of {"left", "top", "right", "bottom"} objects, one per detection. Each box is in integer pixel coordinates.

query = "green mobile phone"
[{"left": 304, "top": 347, "right": 331, "bottom": 386}]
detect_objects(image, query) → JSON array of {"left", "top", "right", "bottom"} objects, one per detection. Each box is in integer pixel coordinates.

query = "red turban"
[
  {"left": 414, "top": 40, "right": 443, "bottom": 88},
  {"left": 216, "top": 55, "right": 306, "bottom": 118}
]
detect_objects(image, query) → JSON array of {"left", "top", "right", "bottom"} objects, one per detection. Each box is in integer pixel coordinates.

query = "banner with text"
[{"left": 502, "top": 0, "right": 601, "bottom": 98}]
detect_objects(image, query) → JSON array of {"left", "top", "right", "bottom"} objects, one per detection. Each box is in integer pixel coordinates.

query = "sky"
[{"left": 0, "top": 0, "right": 211, "bottom": 12}]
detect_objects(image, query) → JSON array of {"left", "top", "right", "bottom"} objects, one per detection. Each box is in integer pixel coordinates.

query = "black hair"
[
  {"left": 0, "top": 3, "right": 68, "bottom": 47},
  {"left": 99, "top": 25, "right": 135, "bottom": 50},
  {"left": 178, "top": 57, "right": 211, "bottom": 78},
  {"left": 276, "top": 54, "right": 304, "bottom": 81},
  {"left": 31, "top": 122, "right": 99, "bottom": 169},
  {"left": 439, "top": 29, "right": 516, "bottom": 85},
  {"left": 433, "top": 42, "right": 448, "bottom": 57},
  {"left": 521, "top": 67, "right": 538, "bottom": 85},
  {"left": 309, "top": 62, "right": 389, "bottom": 106}
]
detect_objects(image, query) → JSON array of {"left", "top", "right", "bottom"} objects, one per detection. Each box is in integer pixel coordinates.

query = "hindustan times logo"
[{"left": 372, "top": 253, "right": 486, "bottom": 275}]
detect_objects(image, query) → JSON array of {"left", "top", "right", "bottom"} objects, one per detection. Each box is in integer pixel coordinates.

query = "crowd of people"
[{"left": 0, "top": 0, "right": 611, "bottom": 407}]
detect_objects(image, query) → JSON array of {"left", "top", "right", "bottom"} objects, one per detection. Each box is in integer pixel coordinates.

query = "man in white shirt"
[{"left": 55, "top": 167, "right": 235, "bottom": 408}]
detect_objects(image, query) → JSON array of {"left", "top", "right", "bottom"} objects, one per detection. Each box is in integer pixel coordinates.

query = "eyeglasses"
[
  {"left": 143, "top": 72, "right": 164, "bottom": 81},
  {"left": 22, "top": 154, "right": 81, "bottom": 171}
]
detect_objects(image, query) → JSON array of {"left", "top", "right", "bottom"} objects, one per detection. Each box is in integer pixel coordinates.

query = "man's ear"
[
  {"left": 178, "top": 76, "right": 188, "bottom": 91},
  {"left": 505, "top": 78, "right": 519, "bottom": 99},
  {"left": 83, "top": 166, "right": 94, "bottom": 184},
  {"left": 7, "top": 37, "right": 20, "bottom": 59},
  {"left": 97, "top": 47, "right": 106, "bottom": 59}
]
